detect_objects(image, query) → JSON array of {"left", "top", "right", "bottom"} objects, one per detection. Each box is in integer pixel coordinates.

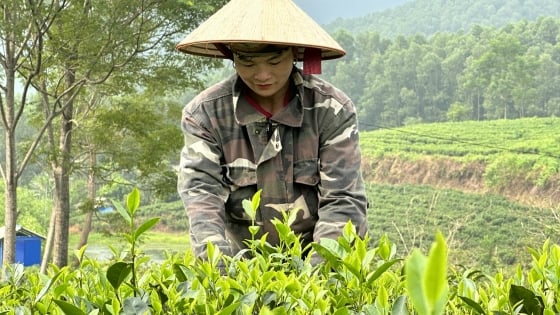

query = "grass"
[
  {"left": 360, "top": 116, "right": 560, "bottom": 162},
  {"left": 69, "top": 230, "right": 191, "bottom": 261},
  {"left": 366, "top": 182, "right": 559, "bottom": 273}
]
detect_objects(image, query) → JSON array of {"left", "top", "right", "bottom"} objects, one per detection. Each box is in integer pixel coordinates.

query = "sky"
[{"left": 293, "top": 0, "right": 409, "bottom": 24}]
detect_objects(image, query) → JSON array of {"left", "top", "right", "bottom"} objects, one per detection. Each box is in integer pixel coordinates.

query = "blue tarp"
[{"left": 0, "top": 225, "right": 44, "bottom": 267}]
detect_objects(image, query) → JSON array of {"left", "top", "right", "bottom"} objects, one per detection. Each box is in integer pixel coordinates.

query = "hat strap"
[
  {"left": 303, "top": 47, "right": 322, "bottom": 75},
  {"left": 215, "top": 43, "right": 234, "bottom": 60}
]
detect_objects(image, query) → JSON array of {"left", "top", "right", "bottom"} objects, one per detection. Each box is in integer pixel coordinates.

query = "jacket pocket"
[
  {"left": 292, "top": 159, "right": 320, "bottom": 228},
  {"left": 293, "top": 158, "right": 320, "bottom": 186},
  {"left": 223, "top": 163, "right": 257, "bottom": 188},
  {"left": 223, "top": 164, "right": 257, "bottom": 223}
]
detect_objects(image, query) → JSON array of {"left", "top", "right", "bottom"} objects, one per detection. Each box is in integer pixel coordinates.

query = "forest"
[
  {"left": 326, "top": 0, "right": 560, "bottom": 37},
  {"left": 321, "top": 16, "right": 560, "bottom": 131}
]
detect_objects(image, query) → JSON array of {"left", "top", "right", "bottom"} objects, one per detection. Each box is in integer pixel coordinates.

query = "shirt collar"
[{"left": 234, "top": 68, "right": 304, "bottom": 128}]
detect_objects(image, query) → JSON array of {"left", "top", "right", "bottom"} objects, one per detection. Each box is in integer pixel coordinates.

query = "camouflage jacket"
[{"left": 178, "top": 67, "right": 368, "bottom": 259}]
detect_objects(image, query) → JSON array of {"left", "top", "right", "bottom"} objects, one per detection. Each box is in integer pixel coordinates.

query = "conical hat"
[{"left": 176, "top": 0, "right": 345, "bottom": 61}]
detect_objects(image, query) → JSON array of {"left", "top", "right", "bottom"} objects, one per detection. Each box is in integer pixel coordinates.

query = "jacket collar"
[{"left": 234, "top": 68, "right": 304, "bottom": 128}]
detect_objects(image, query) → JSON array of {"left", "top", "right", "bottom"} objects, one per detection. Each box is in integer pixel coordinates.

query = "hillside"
[
  {"left": 360, "top": 117, "right": 560, "bottom": 208},
  {"left": 293, "top": 0, "right": 410, "bottom": 24},
  {"left": 358, "top": 117, "right": 560, "bottom": 271},
  {"left": 327, "top": 0, "right": 560, "bottom": 36},
  {"left": 364, "top": 183, "right": 555, "bottom": 272}
]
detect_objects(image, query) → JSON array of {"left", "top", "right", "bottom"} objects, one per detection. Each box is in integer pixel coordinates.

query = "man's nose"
[{"left": 253, "top": 64, "right": 272, "bottom": 81}]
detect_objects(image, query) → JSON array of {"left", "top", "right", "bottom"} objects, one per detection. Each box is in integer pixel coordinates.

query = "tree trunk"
[
  {"left": 3, "top": 132, "right": 18, "bottom": 267},
  {"left": 52, "top": 68, "right": 76, "bottom": 268},
  {"left": 40, "top": 209, "right": 57, "bottom": 274},
  {"left": 76, "top": 150, "right": 97, "bottom": 251},
  {"left": 2, "top": 56, "right": 18, "bottom": 268},
  {"left": 76, "top": 202, "right": 94, "bottom": 252}
]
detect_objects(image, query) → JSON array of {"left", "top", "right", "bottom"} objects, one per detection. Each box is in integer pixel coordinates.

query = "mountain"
[
  {"left": 293, "top": 0, "right": 410, "bottom": 25},
  {"left": 326, "top": 0, "right": 560, "bottom": 36}
]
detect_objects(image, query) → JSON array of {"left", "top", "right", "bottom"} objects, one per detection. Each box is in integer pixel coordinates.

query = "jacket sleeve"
[
  {"left": 314, "top": 98, "right": 369, "bottom": 243},
  {"left": 177, "top": 102, "right": 233, "bottom": 259}
]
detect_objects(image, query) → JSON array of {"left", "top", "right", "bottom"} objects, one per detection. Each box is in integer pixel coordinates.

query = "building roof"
[{"left": 0, "top": 225, "right": 46, "bottom": 240}]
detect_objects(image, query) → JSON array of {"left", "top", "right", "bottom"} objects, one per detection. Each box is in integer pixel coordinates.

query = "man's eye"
[{"left": 269, "top": 61, "right": 281, "bottom": 66}]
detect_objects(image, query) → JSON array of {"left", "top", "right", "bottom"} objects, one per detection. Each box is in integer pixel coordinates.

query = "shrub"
[{"left": 0, "top": 188, "right": 557, "bottom": 314}]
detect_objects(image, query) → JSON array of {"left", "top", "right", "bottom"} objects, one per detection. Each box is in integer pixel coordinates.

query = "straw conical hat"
[{"left": 176, "top": 0, "right": 345, "bottom": 61}]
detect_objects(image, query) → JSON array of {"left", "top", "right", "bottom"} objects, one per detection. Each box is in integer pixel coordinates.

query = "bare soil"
[{"left": 361, "top": 156, "right": 560, "bottom": 209}]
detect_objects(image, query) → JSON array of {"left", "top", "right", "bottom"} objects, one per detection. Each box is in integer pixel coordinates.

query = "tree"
[
  {"left": 446, "top": 102, "right": 471, "bottom": 122},
  {"left": 67, "top": 90, "right": 184, "bottom": 262},
  {"left": 0, "top": 0, "right": 63, "bottom": 268},
  {"left": 35, "top": 0, "right": 226, "bottom": 269},
  {"left": 1, "top": 0, "right": 226, "bottom": 270}
]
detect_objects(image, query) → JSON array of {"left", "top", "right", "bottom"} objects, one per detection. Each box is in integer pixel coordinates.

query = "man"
[{"left": 176, "top": 0, "right": 368, "bottom": 264}]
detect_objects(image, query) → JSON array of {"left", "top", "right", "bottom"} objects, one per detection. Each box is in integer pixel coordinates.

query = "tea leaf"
[
  {"left": 392, "top": 295, "right": 408, "bottom": 315},
  {"left": 312, "top": 239, "right": 344, "bottom": 267},
  {"left": 242, "top": 199, "right": 256, "bottom": 221},
  {"left": 127, "top": 188, "right": 141, "bottom": 216},
  {"left": 134, "top": 217, "right": 160, "bottom": 240},
  {"left": 424, "top": 231, "right": 448, "bottom": 314},
  {"left": 287, "top": 207, "right": 301, "bottom": 227},
  {"left": 207, "top": 240, "right": 222, "bottom": 267},
  {"left": 273, "top": 221, "right": 290, "bottom": 239},
  {"left": 318, "top": 238, "right": 346, "bottom": 259},
  {"left": 173, "top": 263, "right": 193, "bottom": 282},
  {"left": 106, "top": 261, "right": 133, "bottom": 290},
  {"left": 377, "top": 235, "right": 395, "bottom": 261},
  {"left": 458, "top": 296, "right": 486, "bottom": 314},
  {"left": 509, "top": 284, "right": 544, "bottom": 315},
  {"left": 405, "top": 249, "right": 429, "bottom": 315},
  {"left": 34, "top": 270, "right": 63, "bottom": 304},
  {"left": 342, "top": 221, "right": 356, "bottom": 244},
  {"left": 112, "top": 199, "right": 131, "bottom": 225},
  {"left": 216, "top": 302, "right": 241, "bottom": 315},
  {"left": 341, "top": 259, "right": 362, "bottom": 279},
  {"left": 248, "top": 225, "right": 260, "bottom": 236},
  {"left": 122, "top": 297, "right": 149, "bottom": 315},
  {"left": 53, "top": 299, "right": 87, "bottom": 315},
  {"left": 366, "top": 259, "right": 401, "bottom": 286},
  {"left": 251, "top": 189, "right": 262, "bottom": 213}
]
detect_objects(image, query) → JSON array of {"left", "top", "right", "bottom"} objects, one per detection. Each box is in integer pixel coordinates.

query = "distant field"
[
  {"left": 359, "top": 117, "right": 560, "bottom": 273},
  {"left": 365, "top": 182, "right": 558, "bottom": 273},
  {"left": 76, "top": 183, "right": 556, "bottom": 273},
  {"left": 360, "top": 116, "right": 560, "bottom": 161},
  {"left": 359, "top": 117, "right": 560, "bottom": 207}
]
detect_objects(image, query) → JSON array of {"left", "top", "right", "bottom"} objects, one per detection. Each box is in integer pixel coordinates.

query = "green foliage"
[
  {"left": 328, "top": 0, "right": 560, "bottom": 37},
  {"left": 446, "top": 102, "right": 471, "bottom": 122},
  {"left": 405, "top": 231, "right": 448, "bottom": 315},
  {"left": 365, "top": 183, "right": 560, "bottom": 273},
  {"left": 360, "top": 117, "right": 560, "bottom": 188},
  {"left": 242, "top": 189, "right": 262, "bottom": 239},
  {"left": 132, "top": 200, "right": 188, "bottom": 232},
  {"left": 0, "top": 181, "right": 51, "bottom": 235},
  {"left": 2, "top": 189, "right": 560, "bottom": 314},
  {"left": 107, "top": 188, "right": 160, "bottom": 306},
  {"left": 325, "top": 17, "right": 560, "bottom": 129}
]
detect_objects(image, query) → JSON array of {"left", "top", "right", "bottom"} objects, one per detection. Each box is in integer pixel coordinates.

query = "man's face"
[{"left": 233, "top": 46, "right": 295, "bottom": 101}]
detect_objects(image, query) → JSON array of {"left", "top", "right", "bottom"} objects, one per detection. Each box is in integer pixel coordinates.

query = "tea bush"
[{"left": 0, "top": 188, "right": 557, "bottom": 314}]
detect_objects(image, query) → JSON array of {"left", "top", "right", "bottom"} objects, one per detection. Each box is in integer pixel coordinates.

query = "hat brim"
[{"left": 176, "top": 0, "right": 345, "bottom": 61}]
